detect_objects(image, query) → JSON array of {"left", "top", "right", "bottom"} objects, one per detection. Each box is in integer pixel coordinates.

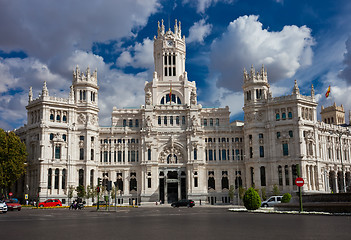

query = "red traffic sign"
[
  {"left": 9, "top": 192, "right": 13, "bottom": 196},
  {"left": 295, "top": 177, "right": 304, "bottom": 187}
]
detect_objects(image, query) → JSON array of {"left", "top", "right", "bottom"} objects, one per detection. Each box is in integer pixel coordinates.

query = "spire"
[
  {"left": 42, "top": 81, "right": 49, "bottom": 97},
  {"left": 174, "top": 19, "right": 178, "bottom": 35},
  {"left": 178, "top": 20, "right": 181, "bottom": 36},
  {"left": 292, "top": 80, "right": 299, "bottom": 95},
  {"left": 29, "top": 86, "right": 33, "bottom": 102},
  {"left": 161, "top": 19, "right": 165, "bottom": 35},
  {"left": 311, "top": 84, "right": 315, "bottom": 98}
]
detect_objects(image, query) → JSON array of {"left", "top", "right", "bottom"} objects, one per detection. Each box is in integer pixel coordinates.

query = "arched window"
[
  {"left": 135, "top": 119, "right": 139, "bottom": 127},
  {"left": 260, "top": 166, "right": 266, "bottom": 186},
  {"left": 164, "top": 116, "right": 167, "bottom": 125},
  {"left": 54, "top": 168, "right": 59, "bottom": 189},
  {"left": 56, "top": 114, "right": 61, "bottom": 121},
  {"left": 48, "top": 168, "right": 52, "bottom": 189},
  {"left": 50, "top": 114, "right": 54, "bottom": 121},
  {"left": 170, "top": 116, "right": 173, "bottom": 125},
  {"left": 90, "top": 169, "right": 94, "bottom": 187},
  {"left": 62, "top": 169, "right": 66, "bottom": 189},
  {"left": 176, "top": 116, "right": 179, "bottom": 125},
  {"left": 158, "top": 116, "right": 161, "bottom": 125},
  {"left": 79, "top": 169, "right": 84, "bottom": 186},
  {"left": 62, "top": 115, "right": 67, "bottom": 122},
  {"left": 50, "top": 133, "right": 54, "bottom": 140},
  {"left": 129, "top": 119, "right": 133, "bottom": 127},
  {"left": 123, "top": 119, "right": 127, "bottom": 127},
  {"left": 208, "top": 171, "right": 215, "bottom": 190}
]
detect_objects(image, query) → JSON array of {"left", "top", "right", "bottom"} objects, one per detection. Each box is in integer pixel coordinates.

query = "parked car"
[
  {"left": 0, "top": 200, "right": 8, "bottom": 213},
  {"left": 92, "top": 201, "right": 107, "bottom": 206},
  {"left": 261, "top": 196, "right": 283, "bottom": 207},
  {"left": 38, "top": 199, "right": 62, "bottom": 207},
  {"left": 5, "top": 199, "right": 21, "bottom": 211},
  {"left": 171, "top": 199, "right": 195, "bottom": 208}
]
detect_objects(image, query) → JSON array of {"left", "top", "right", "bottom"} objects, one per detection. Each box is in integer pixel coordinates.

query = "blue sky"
[{"left": 1, "top": 0, "right": 351, "bottom": 130}]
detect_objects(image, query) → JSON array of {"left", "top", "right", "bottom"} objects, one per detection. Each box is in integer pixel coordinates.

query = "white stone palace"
[{"left": 15, "top": 20, "right": 351, "bottom": 205}]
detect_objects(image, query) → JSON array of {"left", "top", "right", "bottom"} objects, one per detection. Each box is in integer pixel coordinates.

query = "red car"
[
  {"left": 5, "top": 199, "right": 22, "bottom": 211},
  {"left": 38, "top": 199, "right": 62, "bottom": 207}
]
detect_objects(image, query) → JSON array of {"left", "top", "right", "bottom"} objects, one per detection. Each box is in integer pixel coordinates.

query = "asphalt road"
[{"left": 1, "top": 206, "right": 351, "bottom": 240}]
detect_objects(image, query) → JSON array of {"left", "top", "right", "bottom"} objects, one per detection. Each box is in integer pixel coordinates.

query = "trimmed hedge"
[
  {"left": 281, "top": 193, "right": 292, "bottom": 203},
  {"left": 243, "top": 187, "right": 261, "bottom": 210}
]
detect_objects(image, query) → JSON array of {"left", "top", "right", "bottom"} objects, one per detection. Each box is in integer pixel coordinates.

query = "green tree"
[
  {"left": 239, "top": 186, "right": 246, "bottom": 202},
  {"left": 243, "top": 187, "right": 261, "bottom": 210},
  {"left": 0, "top": 129, "right": 27, "bottom": 195},
  {"left": 228, "top": 185, "right": 235, "bottom": 203},
  {"left": 68, "top": 185, "right": 75, "bottom": 205},
  {"left": 273, "top": 184, "right": 280, "bottom": 196},
  {"left": 281, "top": 193, "right": 292, "bottom": 203},
  {"left": 76, "top": 185, "right": 86, "bottom": 199},
  {"left": 261, "top": 187, "right": 267, "bottom": 201}
]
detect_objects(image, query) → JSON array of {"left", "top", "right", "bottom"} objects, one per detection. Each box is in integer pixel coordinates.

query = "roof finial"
[
  {"left": 42, "top": 81, "right": 49, "bottom": 97},
  {"left": 29, "top": 86, "right": 33, "bottom": 102}
]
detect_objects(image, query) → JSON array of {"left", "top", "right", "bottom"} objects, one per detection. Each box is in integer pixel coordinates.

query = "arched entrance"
[{"left": 158, "top": 169, "right": 187, "bottom": 203}]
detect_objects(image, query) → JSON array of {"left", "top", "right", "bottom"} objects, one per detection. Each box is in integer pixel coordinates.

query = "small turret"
[
  {"left": 42, "top": 81, "right": 49, "bottom": 97},
  {"left": 292, "top": 80, "right": 300, "bottom": 95},
  {"left": 29, "top": 87, "right": 33, "bottom": 102},
  {"left": 243, "top": 65, "right": 268, "bottom": 83}
]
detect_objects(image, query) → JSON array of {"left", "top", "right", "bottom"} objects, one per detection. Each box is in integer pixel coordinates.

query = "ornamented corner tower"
[{"left": 72, "top": 66, "right": 100, "bottom": 129}]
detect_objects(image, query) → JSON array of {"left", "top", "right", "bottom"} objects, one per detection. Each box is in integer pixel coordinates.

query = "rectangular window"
[
  {"left": 288, "top": 112, "right": 292, "bottom": 119},
  {"left": 209, "top": 150, "right": 213, "bottom": 161},
  {"left": 148, "top": 178, "right": 151, "bottom": 188},
  {"left": 204, "top": 119, "right": 207, "bottom": 126},
  {"left": 282, "top": 112, "right": 286, "bottom": 120},
  {"left": 104, "top": 151, "right": 108, "bottom": 162},
  {"left": 278, "top": 166, "right": 283, "bottom": 186},
  {"left": 214, "top": 150, "right": 216, "bottom": 161},
  {"left": 260, "top": 166, "right": 266, "bottom": 186},
  {"left": 222, "top": 149, "right": 226, "bottom": 160},
  {"left": 259, "top": 146, "right": 264, "bottom": 157},
  {"left": 283, "top": 143, "right": 289, "bottom": 156},
  {"left": 91, "top": 149, "right": 94, "bottom": 161},
  {"left": 182, "top": 116, "right": 186, "bottom": 125},
  {"left": 148, "top": 149, "right": 151, "bottom": 161},
  {"left": 194, "top": 177, "right": 198, "bottom": 187},
  {"left": 118, "top": 151, "right": 122, "bottom": 162},
  {"left": 55, "top": 146, "right": 61, "bottom": 159},
  {"left": 194, "top": 148, "right": 197, "bottom": 160},
  {"left": 250, "top": 147, "right": 253, "bottom": 158},
  {"left": 80, "top": 148, "right": 84, "bottom": 160},
  {"left": 289, "top": 130, "right": 293, "bottom": 138},
  {"left": 259, "top": 133, "right": 263, "bottom": 139},
  {"left": 276, "top": 113, "right": 280, "bottom": 121},
  {"left": 176, "top": 116, "right": 179, "bottom": 125},
  {"left": 131, "top": 150, "right": 136, "bottom": 162},
  {"left": 277, "top": 132, "right": 281, "bottom": 139}
]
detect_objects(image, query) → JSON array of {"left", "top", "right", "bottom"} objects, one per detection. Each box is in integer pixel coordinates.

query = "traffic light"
[{"left": 98, "top": 177, "right": 102, "bottom": 186}]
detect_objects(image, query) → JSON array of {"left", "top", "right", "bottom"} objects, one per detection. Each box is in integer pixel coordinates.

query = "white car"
[
  {"left": 0, "top": 200, "right": 8, "bottom": 213},
  {"left": 261, "top": 196, "right": 282, "bottom": 207}
]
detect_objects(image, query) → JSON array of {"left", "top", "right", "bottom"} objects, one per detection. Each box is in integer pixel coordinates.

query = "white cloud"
[
  {"left": 210, "top": 15, "right": 314, "bottom": 92},
  {"left": 187, "top": 19, "right": 212, "bottom": 44},
  {"left": 0, "top": 0, "right": 159, "bottom": 63},
  {"left": 116, "top": 38, "right": 154, "bottom": 69},
  {"left": 183, "top": 0, "right": 234, "bottom": 14},
  {"left": 338, "top": 37, "right": 351, "bottom": 84}
]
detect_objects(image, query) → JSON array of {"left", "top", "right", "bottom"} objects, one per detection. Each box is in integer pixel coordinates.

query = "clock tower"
[{"left": 153, "top": 19, "right": 186, "bottom": 82}]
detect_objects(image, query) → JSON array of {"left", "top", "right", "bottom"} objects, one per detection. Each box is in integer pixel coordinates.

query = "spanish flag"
[{"left": 325, "top": 85, "right": 331, "bottom": 98}]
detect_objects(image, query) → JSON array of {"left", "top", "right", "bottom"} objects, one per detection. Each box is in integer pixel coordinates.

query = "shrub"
[
  {"left": 243, "top": 187, "right": 261, "bottom": 210},
  {"left": 281, "top": 193, "right": 292, "bottom": 203}
]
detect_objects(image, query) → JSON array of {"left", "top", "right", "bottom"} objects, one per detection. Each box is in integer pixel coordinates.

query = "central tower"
[
  {"left": 145, "top": 19, "right": 196, "bottom": 107},
  {"left": 154, "top": 19, "right": 186, "bottom": 82}
]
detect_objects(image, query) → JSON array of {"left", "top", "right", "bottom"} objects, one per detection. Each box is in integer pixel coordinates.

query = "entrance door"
[{"left": 167, "top": 182, "right": 178, "bottom": 203}]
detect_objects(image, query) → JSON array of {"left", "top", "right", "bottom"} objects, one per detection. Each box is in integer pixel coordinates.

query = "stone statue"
[
  {"left": 190, "top": 89, "right": 197, "bottom": 105},
  {"left": 145, "top": 89, "right": 152, "bottom": 105}
]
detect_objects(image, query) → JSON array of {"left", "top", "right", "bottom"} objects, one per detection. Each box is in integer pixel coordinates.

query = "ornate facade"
[{"left": 15, "top": 20, "right": 351, "bottom": 205}]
